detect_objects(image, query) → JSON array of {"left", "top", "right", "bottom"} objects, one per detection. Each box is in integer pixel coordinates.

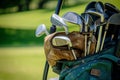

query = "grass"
[
  {"left": 0, "top": 3, "right": 87, "bottom": 30},
  {"left": 0, "top": 28, "right": 45, "bottom": 47},
  {"left": 0, "top": 0, "right": 120, "bottom": 30},
  {"left": 0, "top": 47, "right": 58, "bottom": 80}
]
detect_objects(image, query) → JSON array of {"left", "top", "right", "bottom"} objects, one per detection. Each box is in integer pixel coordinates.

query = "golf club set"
[
  {"left": 35, "top": 1, "right": 120, "bottom": 80},
  {"left": 36, "top": 1, "right": 120, "bottom": 58}
]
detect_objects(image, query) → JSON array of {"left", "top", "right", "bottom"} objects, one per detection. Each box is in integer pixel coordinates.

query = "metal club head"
[
  {"left": 51, "top": 14, "right": 68, "bottom": 34},
  {"left": 35, "top": 24, "right": 49, "bottom": 37},
  {"left": 105, "top": 3, "right": 120, "bottom": 13},
  {"left": 95, "top": 1, "right": 104, "bottom": 14},
  {"left": 90, "top": 23, "right": 97, "bottom": 33},
  {"left": 81, "top": 13, "right": 93, "bottom": 31},
  {"left": 62, "top": 12, "right": 84, "bottom": 32},
  {"left": 52, "top": 36, "right": 72, "bottom": 48},
  {"left": 52, "top": 35, "right": 77, "bottom": 60},
  {"left": 85, "top": 8, "right": 104, "bottom": 22},
  {"left": 108, "top": 13, "right": 120, "bottom": 25},
  {"left": 85, "top": 1, "right": 96, "bottom": 12},
  {"left": 62, "top": 12, "right": 83, "bottom": 25},
  {"left": 81, "top": 13, "right": 93, "bottom": 26}
]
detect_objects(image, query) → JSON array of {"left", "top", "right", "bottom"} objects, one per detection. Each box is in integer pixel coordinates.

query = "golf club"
[
  {"left": 87, "top": 21, "right": 96, "bottom": 55},
  {"left": 35, "top": 24, "right": 50, "bottom": 80},
  {"left": 81, "top": 13, "right": 93, "bottom": 55},
  {"left": 51, "top": 14, "right": 68, "bottom": 34},
  {"left": 62, "top": 12, "right": 84, "bottom": 32},
  {"left": 85, "top": 1, "right": 96, "bottom": 12},
  {"left": 35, "top": 24, "right": 49, "bottom": 37},
  {"left": 100, "top": 13, "right": 120, "bottom": 50},
  {"left": 52, "top": 36, "right": 77, "bottom": 60},
  {"left": 43, "top": 0, "right": 63, "bottom": 80},
  {"left": 105, "top": 3, "right": 120, "bottom": 13},
  {"left": 86, "top": 8, "right": 104, "bottom": 53}
]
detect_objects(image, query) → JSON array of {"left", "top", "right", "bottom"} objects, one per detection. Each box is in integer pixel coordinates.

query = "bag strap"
[{"left": 99, "top": 54, "right": 120, "bottom": 64}]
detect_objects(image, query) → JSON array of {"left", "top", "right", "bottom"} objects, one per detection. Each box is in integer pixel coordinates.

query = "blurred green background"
[{"left": 0, "top": 0, "right": 120, "bottom": 80}]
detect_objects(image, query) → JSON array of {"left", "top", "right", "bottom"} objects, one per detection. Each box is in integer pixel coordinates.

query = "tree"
[
  {"left": 38, "top": 0, "right": 48, "bottom": 9},
  {"left": 18, "top": 0, "right": 32, "bottom": 11},
  {"left": 25, "top": 0, "right": 31, "bottom": 10},
  {"left": 0, "top": 0, "right": 32, "bottom": 12},
  {"left": 0, "top": 0, "right": 20, "bottom": 9}
]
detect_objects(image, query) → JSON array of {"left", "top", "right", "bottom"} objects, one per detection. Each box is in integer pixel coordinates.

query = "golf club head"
[
  {"left": 51, "top": 14, "right": 67, "bottom": 27},
  {"left": 85, "top": 8, "right": 98, "bottom": 16},
  {"left": 52, "top": 36, "right": 72, "bottom": 48},
  {"left": 85, "top": 1, "right": 96, "bottom": 12},
  {"left": 105, "top": 3, "right": 120, "bottom": 13},
  {"left": 62, "top": 12, "right": 84, "bottom": 32},
  {"left": 95, "top": 1, "right": 104, "bottom": 14},
  {"left": 90, "top": 23, "right": 97, "bottom": 33},
  {"left": 81, "top": 13, "right": 93, "bottom": 32},
  {"left": 85, "top": 8, "right": 104, "bottom": 22},
  {"left": 62, "top": 12, "right": 83, "bottom": 25},
  {"left": 95, "top": 1, "right": 109, "bottom": 20},
  {"left": 81, "top": 13, "right": 93, "bottom": 25},
  {"left": 108, "top": 13, "right": 120, "bottom": 25},
  {"left": 35, "top": 24, "right": 49, "bottom": 37},
  {"left": 51, "top": 14, "right": 68, "bottom": 34},
  {"left": 52, "top": 35, "right": 77, "bottom": 60}
]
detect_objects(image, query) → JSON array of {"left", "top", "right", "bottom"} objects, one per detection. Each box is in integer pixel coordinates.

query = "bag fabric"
[
  {"left": 52, "top": 47, "right": 120, "bottom": 80},
  {"left": 60, "top": 59, "right": 112, "bottom": 80}
]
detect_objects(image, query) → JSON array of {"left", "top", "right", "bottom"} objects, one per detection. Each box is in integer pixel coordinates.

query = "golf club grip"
[
  {"left": 50, "top": 0, "right": 63, "bottom": 33},
  {"left": 43, "top": 0, "right": 64, "bottom": 80},
  {"left": 55, "top": 0, "right": 63, "bottom": 14},
  {"left": 50, "top": 25, "right": 56, "bottom": 33}
]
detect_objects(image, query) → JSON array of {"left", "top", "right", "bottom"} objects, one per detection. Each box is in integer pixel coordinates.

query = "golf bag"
[
  {"left": 50, "top": 29, "right": 120, "bottom": 80},
  {"left": 56, "top": 48, "right": 120, "bottom": 80},
  {"left": 50, "top": 2, "right": 120, "bottom": 80},
  {"left": 38, "top": 0, "right": 120, "bottom": 80}
]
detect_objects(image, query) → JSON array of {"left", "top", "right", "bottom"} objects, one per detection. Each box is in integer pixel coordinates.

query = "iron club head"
[
  {"left": 62, "top": 12, "right": 83, "bottom": 25},
  {"left": 105, "top": 3, "right": 120, "bottom": 13},
  {"left": 51, "top": 14, "right": 68, "bottom": 34},
  {"left": 85, "top": 8, "right": 104, "bottom": 22},
  {"left": 95, "top": 1, "right": 104, "bottom": 14},
  {"left": 35, "top": 24, "right": 49, "bottom": 37},
  {"left": 81, "top": 13, "right": 93, "bottom": 31},
  {"left": 52, "top": 36, "right": 72, "bottom": 48},
  {"left": 52, "top": 35, "right": 77, "bottom": 59},
  {"left": 108, "top": 13, "right": 120, "bottom": 25},
  {"left": 85, "top": 1, "right": 96, "bottom": 12},
  {"left": 62, "top": 12, "right": 84, "bottom": 32}
]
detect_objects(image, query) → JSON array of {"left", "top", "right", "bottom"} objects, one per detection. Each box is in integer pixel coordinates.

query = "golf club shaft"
[
  {"left": 96, "top": 15, "right": 104, "bottom": 53},
  {"left": 45, "top": 31, "right": 50, "bottom": 35},
  {"left": 87, "top": 32, "right": 92, "bottom": 54},
  {"left": 55, "top": 0, "right": 63, "bottom": 14},
  {"left": 100, "top": 23, "right": 109, "bottom": 51},
  {"left": 71, "top": 49, "right": 77, "bottom": 60},
  {"left": 95, "top": 25, "right": 103, "bottom": 53},
  {"left": 84, "top": 25, "right": 88, "bottom": 56},
  {"left": 85, "top": 35, "right": 87, "bottom": 56}
]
